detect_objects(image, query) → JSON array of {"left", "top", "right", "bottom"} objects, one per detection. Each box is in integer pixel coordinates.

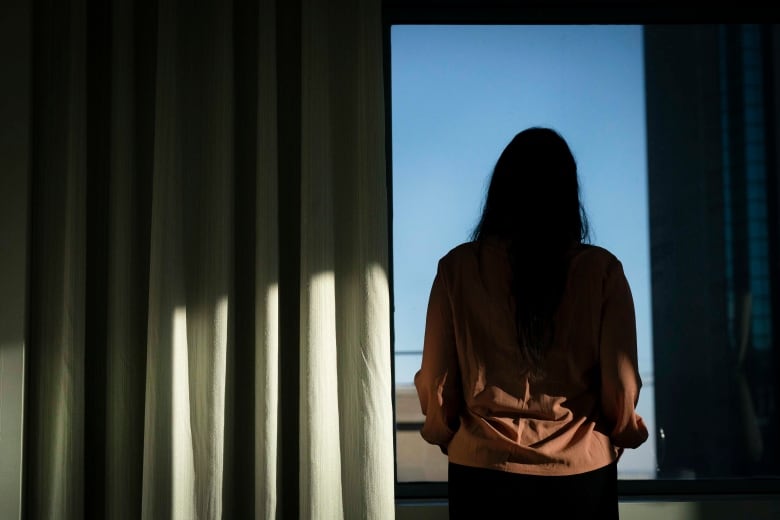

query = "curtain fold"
[
  {"left": 252, "top": 0, "right": 281, "bottom": 517},
  {"left": 28, "top": 0, "right": 87, "bottom": 516},
  {"left": 299, "top": 0, "right": 394, "bottom": 518},
  {"left": 24, "top": 0, "right": 394, "bottom": 518},
  {"left": 104, "top": 0, "right": 153, "bottom": 516}
]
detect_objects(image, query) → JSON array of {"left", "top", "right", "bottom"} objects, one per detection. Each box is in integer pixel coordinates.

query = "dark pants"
[{"left": 447, "top": 461, "right": 619, "bottom": 519}]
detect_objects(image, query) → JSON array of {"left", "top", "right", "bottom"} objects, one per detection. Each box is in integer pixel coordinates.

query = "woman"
[{"left": 414, "top": 127, "right": 648, "bottom": 519}]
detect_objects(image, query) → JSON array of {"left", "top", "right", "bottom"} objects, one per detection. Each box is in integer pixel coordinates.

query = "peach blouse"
[{"left": 414, "top": 238, "right": 648, "bottom": 476}]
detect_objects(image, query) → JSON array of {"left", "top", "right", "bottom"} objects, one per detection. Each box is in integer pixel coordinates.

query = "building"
[{"left": 645, "top": 24, "right": 779, "bottom": 478}]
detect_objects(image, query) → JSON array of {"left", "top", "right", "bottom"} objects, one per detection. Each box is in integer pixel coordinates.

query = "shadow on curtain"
[{"left": 24, "top": 0, "right": 394, "bottom": 518}]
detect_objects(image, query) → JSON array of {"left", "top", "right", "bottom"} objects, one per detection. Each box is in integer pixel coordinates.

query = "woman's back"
[{"left": 416, "top": 237, "right": 648, "bottom": 475}]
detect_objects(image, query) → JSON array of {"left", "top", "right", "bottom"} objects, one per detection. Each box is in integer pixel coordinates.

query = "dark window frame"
[{"left": 384, "top": 2, "right": 780, "bottom": 502}]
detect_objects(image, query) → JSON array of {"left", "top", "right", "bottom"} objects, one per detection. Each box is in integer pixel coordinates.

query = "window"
[{"left": 388, "top": 18, "right": 780, "bottom": 499}]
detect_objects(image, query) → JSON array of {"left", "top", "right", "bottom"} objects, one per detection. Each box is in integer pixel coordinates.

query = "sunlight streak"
[
  {"left": 210, "top": 295, "right": 228, "bottom": 517},
  {"left": 303, "top": 271, "right": 343, "bottom": 518},
  {"left": 172, "top": 306, "right": 194, "bottom": 519},
  {"left": 257, "top": 283, "right": 279, "bottom": 514}
]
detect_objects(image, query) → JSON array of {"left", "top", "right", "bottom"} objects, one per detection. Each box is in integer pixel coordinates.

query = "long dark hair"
[{"left": 471, "top": 127, "right": 589, "bottom": 373}]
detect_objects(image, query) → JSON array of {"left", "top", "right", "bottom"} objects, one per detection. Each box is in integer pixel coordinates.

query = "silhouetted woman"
[{"left": 415, "top": 127, "right": 648, "bottom": 519}]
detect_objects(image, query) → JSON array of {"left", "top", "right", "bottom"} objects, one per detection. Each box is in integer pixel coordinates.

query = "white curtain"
[{"left": 23, "top": 0, "right": 394, "bottom": 518}]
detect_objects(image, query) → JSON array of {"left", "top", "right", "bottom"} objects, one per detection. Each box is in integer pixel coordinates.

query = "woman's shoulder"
[
  {"left": 438, "top": 240, "right": 481, "bottom": 267},
  {"left": 570, "top": 243, "right": 625, "bottom": 276},
  {"left": 573, "top": 243, "right": 617, "bottom": 260}
]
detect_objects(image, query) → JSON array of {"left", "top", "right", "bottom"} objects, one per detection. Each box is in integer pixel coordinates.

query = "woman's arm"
[
  {"left": 414, "top": 265, "right": 461, "bottom": 452},
  {"left": 599, "top": 259, "right": 649, "bottom": 450}
]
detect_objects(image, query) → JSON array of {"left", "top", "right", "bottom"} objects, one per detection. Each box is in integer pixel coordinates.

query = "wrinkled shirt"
[{"left": 414, "top": 238, "right": 648, "bottom": 476}]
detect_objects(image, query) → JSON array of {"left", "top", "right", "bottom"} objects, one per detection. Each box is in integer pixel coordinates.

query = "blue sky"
[{"left": 390, "top": 24, "right": 655, "bottom": 476}]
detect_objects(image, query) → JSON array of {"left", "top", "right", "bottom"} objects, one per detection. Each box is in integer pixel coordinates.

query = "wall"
[{"left": 396, "top": 497, "right": 780, "bottom": 519}]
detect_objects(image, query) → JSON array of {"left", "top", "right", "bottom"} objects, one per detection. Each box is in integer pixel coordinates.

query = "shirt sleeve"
[
  {"left": 414, "top": 264, "right": 462, "bottom": 452},
  {"left": 600, "top": 258, "right": 649, "bottom": 450}
]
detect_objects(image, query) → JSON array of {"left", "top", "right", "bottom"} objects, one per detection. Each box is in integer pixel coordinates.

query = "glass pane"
[{"left": 391, "top": 23, "right": 780, "bottom": 482}]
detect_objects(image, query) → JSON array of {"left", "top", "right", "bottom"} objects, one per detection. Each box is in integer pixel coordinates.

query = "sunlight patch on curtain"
[
  {"left": 210, "top": 295, "right": 229, "bottom": 517},
  {"left": 257, "top": 283, "right": 279, "bottom": 516},
  {"left": 301, "top": 270, "right": 344, "bottom": 519},
  {"left": 0, "top": 341, "right": 25, "bottom": 518},
  {"left": 171, "top": 306, "right": 195, "bottom": 519},
  {"left": 365, "top": 261, "right": 393, "bottom": 442}
]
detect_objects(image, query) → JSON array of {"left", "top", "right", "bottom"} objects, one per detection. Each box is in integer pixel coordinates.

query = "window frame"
[{"left": 383, "top": 1, "right": 780, "bottom": 502}]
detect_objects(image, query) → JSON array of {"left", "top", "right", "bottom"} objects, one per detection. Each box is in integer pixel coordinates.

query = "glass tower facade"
[{"left": 647, "top": 24, "right": 779, "bottom": 478}]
